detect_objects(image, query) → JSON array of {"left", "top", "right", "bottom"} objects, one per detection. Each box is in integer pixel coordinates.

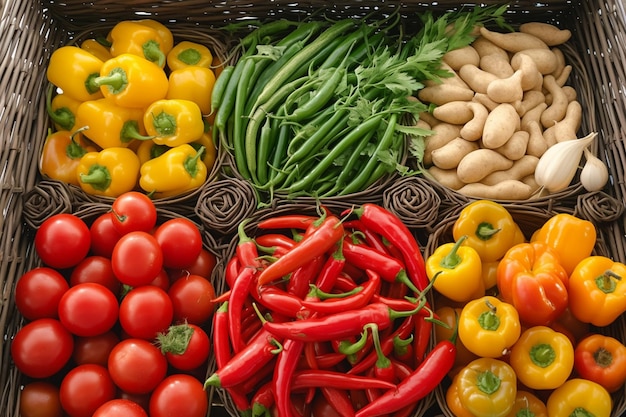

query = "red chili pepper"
[
  {"left": 237, "top": 220, "right": 262, "bottom": 269},
  {"left": 413, "top": 314, "right": 432, "bottom": 365},
  {"left": 366, "top": 323, "right": 395, "bottom": 383},
  {"left": 342, "top": 238, "right": 420, "bottom": 294},
  {"left": 262, "top": 302, "right": 423, "bottom": 343},
  {"left": 315, "top": 241, "right": 346, "bottom": 293},
  {"left": 389, "top": 360, "right": 418, "bottom": 417},
  {"left": 255, "top": 233, "right": 297, "bottom": 252},
  {"left": 211, "top": 289, "right": 231, "bottom": 304},
  {"left": 287, "top": 254, "right": 325, "bottom": 299},
  {"left": 273, "top": 338, "right": 305, "bottom": 417},
  {"left": 302, "top": 269, "right": 381, "bottom": 314},
  {"left": 321, "top": 387, "right": 355, "bottom": 417},
  {"left": 210, "top": 301, "right": 252, "bottom": 414},
  {"left": 251, "top": 380, "right": 275, "bottom": 417},
  {"left": 350, "top": 204, "right": 428, "bottom": 292},
  {"left": 257, "top": 214, "right": 316, "bottom": 230},
  {"left": 354, "top": 339, "right": 456, "bottom": 417},
  {"left": 205, "top": 326, "right": 283, "bottom": 389},
  {"left": 257, "top": 212, "right": 344, "bottom": 286},
  {"left": 344, "top": 219, "right": 390, "bottom": 255},
  {"left": 225, "top": 255, "right": 241, "bottom": 288},
  {"left": 292, "top": 369, "right": 396, "bottom": 391},
  {"left": 229, "top": 266, "right": 258, "bottom": 352},
  {"left": 392, "top": 333, "right": 415, "bottom": 366},
  {"left": 255, "top": 285, "right": 309, "bottom": 319},
  {"left": 372, "top": 294, "right": 425, "bottom": 312}
]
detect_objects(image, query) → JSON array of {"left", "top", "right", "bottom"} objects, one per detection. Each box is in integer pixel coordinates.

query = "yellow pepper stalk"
[
  {"left": 426, "top": 235, "right": 483, "bottom": 302},
  {"left": 76, "top": 148, "right": 141, "bottom": 197},
  {"left": 167, "top": 40, "right": 214, "bottom": 71},
  {"left": 456, "top": 357, "right": 517, "bottom": 417},
  {"left": 546, "top": 378, "right": 612, "bottom": 417},
  {"left": 505, "top": 390, "right": 547, "bottom": 417},
  {"left": 143, "top": 99, "right": 205, "bottom": 147},
  {"left": 531, "top": 213, "right": 596, "bottom": 275},
  {"left": 166, "top": 66, "right": 217, "bottom": 115},
  {"left": 46, "top": 86, "right": 82, "bottom": 132},
  {"left": 139, "top": 144, "right": 207, "bottom": 198},
  {"left": 46, "top": 45, "right": 104, "bottom": 102},
  {"left": 39, "top": 127, "right": 96, "bottom": 187},
  {"left": 76, "top": 99, "right": 152, "bottom": 149},
  {"left": 135, "top": 19, "right": 174, "bottom": 55},
  {"left": 452, "top": 200, "right": 520, "bottom": 262},
  {"left": 458, "top": 296, "right": 521, "bottom": 358},
  {"left": 568, "top": 256, "right": 626, "bottom": 326},
  {"left": 80, "top": 38, "right": 112, "bottom": 62},
  {"left": 509, "top": 325, "right": 574, "bottom": 390},
  {"left": 94, "top": 54, "right": 169, "bottom": 109},
  {"left": 109, "top": 20, "right": 168, "bottom": 67}
]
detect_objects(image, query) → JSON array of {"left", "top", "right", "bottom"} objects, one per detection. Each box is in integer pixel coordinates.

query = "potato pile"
[{"left": 419, "top": 22, "right": 580, "bottom": 200}]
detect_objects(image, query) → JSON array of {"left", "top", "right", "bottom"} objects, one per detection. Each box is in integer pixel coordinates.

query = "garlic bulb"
[
  {"left": 580, "top": 148, "right": 609, "bottom": 191},
  {"left": 535, "top": 132, "right": 597, "bottom": 193}
]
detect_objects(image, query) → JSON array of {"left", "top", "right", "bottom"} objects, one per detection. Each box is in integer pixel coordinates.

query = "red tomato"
[
  {"left": 159, "top": 323, "right": 211, "bottom": 371},
  {"left": 108, "top": 338, "right": 168, "bottom": 395},
  {"left": 153, "top": 218, "right": 203, "bottom": 269},
  {"left": 59, "top": 364, "right": 116, "bottom": 417},
  {"left": 73, "top": 330, "right": 120, "bottom": 366},
  {"left": 149, "top": 268, "right": 171, "bottom": 291},
  {"left": 19, "top": 381, "right": 63, "bottom": 417},
  {"left": 117, "top": 392, "right": 150, "bottom": 413},
  {"left": 34, "top": 213, "right": 91, "bottom": 269},
  {"left": 168, "top": 248, "right": 217, "bottom": 281},
  {"left": 93, "top": 399, "right": 148, "bottom": 417},
  {"left": 112, "top": 231, "right": 163, "bottom": 286},
  {"left": 110, "top": 191, "right": 157, "bottom": 235},
  {"left": 119, "top": 286, "right": 173, "bottom": 340},
  {"left": 15, "top": 267, "right": 69, "bottom": 320},
  {"left": 89, "top": 212, "right": 123, "bottom": 258},
  {"left": 149, "top": 374, "right": 208, "bottom": 417},
  {"left": 70, "top": 256, "right": 121, "bottom": 296},
  {"left": 58, "top": 282, "right": 119, "bottom": 337},
  {"left": 11, "top": 318, "right": 74, "bottom": 378},
  {"left": 168, "top": 274, "right": 216, "bottom": 325}
]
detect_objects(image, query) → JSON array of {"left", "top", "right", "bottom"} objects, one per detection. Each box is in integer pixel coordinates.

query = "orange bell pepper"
[
  {"left": 574, "top": 333, "right": 626, "bottom": 393},
  {"left": 496, "top": 241, "right": 569, "bottom": 326},
  {"left": 505, "top": 390, "right": 547, "bottom": 417},
  {"left": 568, "top": 255, "right": 626, "bottom": 327},
  {"left": 531, "top": 213, "right": 596, "bottom": 275},
  {"left": 39, "top": 127, "right": 96, "bottom": 186}
]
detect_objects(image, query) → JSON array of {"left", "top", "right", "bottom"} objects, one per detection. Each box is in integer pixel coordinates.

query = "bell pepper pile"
[
  {"left": 41, "top": 18, "right": 221, "bottom": 198},
  {"left": 426, "top": 199, "right": 626, "bottom": 417},
  {"left": 205, "top": 203, "right": 456, "bottom": 417}
]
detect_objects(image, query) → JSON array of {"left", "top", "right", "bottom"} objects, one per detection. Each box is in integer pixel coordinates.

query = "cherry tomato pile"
[
  {"left": 206, "top": 203, "right": 454, "bottom": 417},
  {"left": 12, "top": 191, "right": 218, "bottom": 417}
]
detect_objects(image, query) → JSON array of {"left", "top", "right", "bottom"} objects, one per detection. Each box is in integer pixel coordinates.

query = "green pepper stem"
[
  {"left": 46, "top": 85, "right": 75, "bottom": 131},
  {"left": 365, "top": 323, "right": 391, "bottom": 369},
  {"left": 476, "top": 370, "right": 501, "bottom": 395},
  {"left": 79, "top": 164, "right": 111, "bottom": 191},
  {"left": 597, "top": 270, "right": 621, "bottom": 294},
  {"left": 338, "top": 328, "right": 369, "bottom": 356},
  {"left": 184, "top": 146, "right": 205, "bottom": 178},
  {"left": 142, "top": 40, "right": 166, "bottom": 67},
  {"left": 177, "top": 47, "right": 202, "bottom": 66},
  {"left": 121, "top": 120, "right": 155, "bottom": 142},
  {"left": 439, "top": 235, "right": 468, "bottom": 269},
  {"left": 476, "top": 222, "right": 501, "bottom": 241},
  {"left": 94, "top": 67, "right": 128, "bottom": 94},
  {"left": 529, "top": 343, "right": 556, "bottom": 368},
  {"left": 309, "top": 283, "right": 362, "bottom": 300},
  {"left": 66, "top": 126, "right": 91, "bottom": 160}
]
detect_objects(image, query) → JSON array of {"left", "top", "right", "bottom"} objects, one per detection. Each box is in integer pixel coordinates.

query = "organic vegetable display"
[
  {"left": 41, "top": 19, "right": 220, "bottom": 198},
  {"left": 213, "top": 6, "right": 510, "bottom": 200},
  {"left": 419, "top": 22, "right": 610, "bottom": 199},
  {"left": 426, "top": 200, "right": 625, "bottom": 417},
  {"left": 12, "top": 191, "right": 217, "bottom": 417},
  {"left": 205, "top": 203, "right": 452, "bottom": 417}
]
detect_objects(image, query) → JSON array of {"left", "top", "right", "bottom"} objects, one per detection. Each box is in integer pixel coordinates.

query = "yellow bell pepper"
[
  {"left": 452, "top": 200, "right": 520, "bottom": 262},
  {"left": 109, "top": 20, "right": 168, "bottom": 67},
  {"left": 426, "top": 235, "right": 483, "bottom": 302},
  {"left": 568, "top": 256, "right": 626, "bottom": 327},
  {"left": 458, "top": 296, "right": 521, "bottom": 358},
  {"left": 46, "top": 86, "right": 82, "bottom": 132},
  {"left": 139, "top": 144, "right": 207, "bottom": 198},
  {"left": 481, "top": 260, "right": 499, "bottom": 293},
  {"left": 191, "top": 127, "right": 218, "bottom": 171},
  {"left": 435, "top": 306, "right": 480, "bottom": 377},
  {"left": 167, "top": 40, "right": 214, "bottom": 71},
  {"left": 166, "top": 66, "right": 217, "bottom": 115},
  {"left": 456, "top": 357, "right": 517, "bottom": 417},
  {"left": 505, "top": 390, "right": 547, "bottom": 417},
  {"left": 80, "top": 38, "right": 112, "bottom": 62},
  {"left": 446, "top": 373, "right": 476, "bottom": 417},
  {"left": 134, "top": 19, "right": 174, "bottom": 55},
  {"left": 76, "top": 148, "right": 141, "bottom": 197},
  {"left": 143, "top": 99, "right": 205, "bottom": 147},
  {"left": 531, "top": 213, "right": 596, "bottom": 275},
  {"left": 76, "top": 99, "right": 151, "bottom": 149},
  {"left": 39, "top": 127, "right": 96, "bottom": 187},
  {"left": 546, "top": 378, "right": 612, "bottom": 417},
  {"left": 509, "top": 325, "right": 574, "bottom": 390},
  {"left": 46, "top": 46, "right": 104, "bottom": 102},
  {"left": 94, "top": 54, "right": 169, "bottom": 109},
  {"left": 136, "top": 140, "right": 169, "bottom": 166}
]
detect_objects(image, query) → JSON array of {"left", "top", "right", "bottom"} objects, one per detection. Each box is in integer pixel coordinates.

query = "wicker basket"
[{"left": 425, "top": 198, "right": 626, "bottom": 417}]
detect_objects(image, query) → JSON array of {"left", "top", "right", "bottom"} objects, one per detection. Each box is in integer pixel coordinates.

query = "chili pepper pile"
[
  {"left": 426, "top": 200, "right": 626, "bottom": 417},
  {"left": 205, "top": 203, "right": 455, "bottom": 417},
  {"left": 42, "top": 19, "right": 221, "bottom": 198}
]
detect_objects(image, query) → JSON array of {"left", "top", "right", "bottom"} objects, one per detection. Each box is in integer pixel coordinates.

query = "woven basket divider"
[
  {"left": 425, "top": 197, "right": 626, "bottom": 417},
  {"left": 213, "top": 200, "right": 437, "bottom": 417}
]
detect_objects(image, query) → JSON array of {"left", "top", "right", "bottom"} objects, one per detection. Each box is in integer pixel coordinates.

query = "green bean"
[
  {"left": 268, "top": 121, "right": 292, "bottom": 182},
  {"left": 255, "top": 116, "right": 274, "bottom": 186},
  {"left": 285, "top": 114, "right": 383, "bottom": 193},
  {"left": 240, "top": 19, "right": 298, "bottom": 49},
  {"left": 318, "top": 24, "right": 373, "bottom": 70},
  {"left": 285, "top": 67, "right": 345, "bottom": 122},
  {"left": 232, "top": 57, "right": 258, "bottom": 181},
  {"left": 209, "top": 65, "right": 234, "bottom": 116}
]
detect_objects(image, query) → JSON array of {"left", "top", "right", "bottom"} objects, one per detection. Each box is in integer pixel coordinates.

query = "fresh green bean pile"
[{"left": 213, "top": 6, "right": 509, "bottom": 200}]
